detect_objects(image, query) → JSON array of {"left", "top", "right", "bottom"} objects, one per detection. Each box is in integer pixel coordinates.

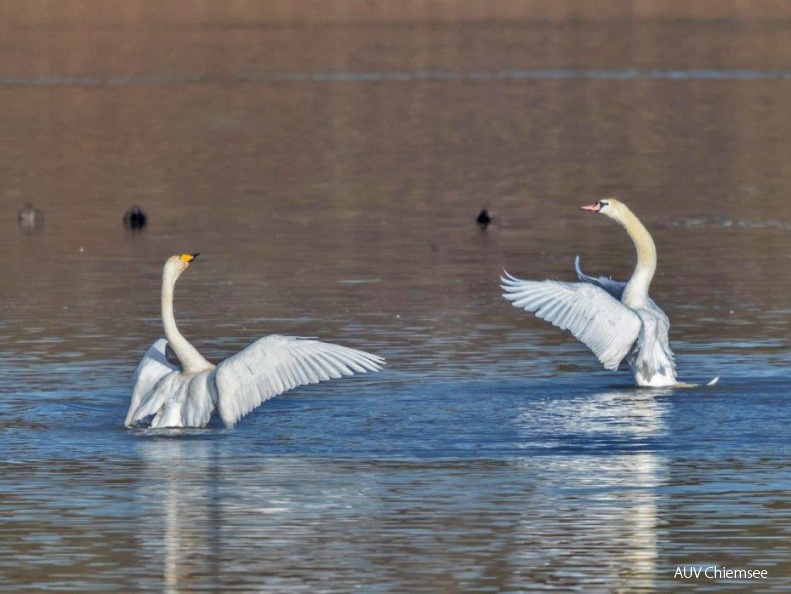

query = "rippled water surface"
[{"left": 2, "top": 2, "right": 791, "bottom": 592}]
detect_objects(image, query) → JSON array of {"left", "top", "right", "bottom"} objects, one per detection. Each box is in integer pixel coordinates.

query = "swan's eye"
[{"left": 598, "top": 201, "right": 609, "bottom": 208}]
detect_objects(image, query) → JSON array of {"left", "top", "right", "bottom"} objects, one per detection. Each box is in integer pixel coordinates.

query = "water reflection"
[
  {"left": 515, "top": 388, "right": 671, "bottom": 446},
  {"left": 2, "top": 377, "right": 790, "bottom": 592},
  {"left": 137, "top": 439, "right": 222, "bottom": 593},
  {"left": 512, "top": 389, "right": 669, "bottom": 590},
  {"left": 136, "top": 390, "right": 673, "bottom": 591},
  {"left": 137, "top": 439, "right": 384, "bottom": 592}
]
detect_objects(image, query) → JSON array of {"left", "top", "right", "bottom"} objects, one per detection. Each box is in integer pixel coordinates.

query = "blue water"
[{"left": 2, "top": 346, "right": 790, "bottom": 591}]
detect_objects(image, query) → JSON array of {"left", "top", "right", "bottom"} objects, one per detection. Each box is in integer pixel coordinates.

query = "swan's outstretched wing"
[
  {"left": 574, "top": 255, "right": 626, "bottom": 299},
  {"left": 501, "top": 271, "right": 642, "bottom": 370},
  {"left": 125, "top": 338, "right": 179, "bottom": 426},
  {"left": 213, "top": 335, "right": 384, "bottom": 428}
]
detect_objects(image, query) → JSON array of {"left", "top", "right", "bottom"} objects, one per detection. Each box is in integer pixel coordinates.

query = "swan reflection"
[
  {"left": 132, "top": 389, "right": 671, "bottom": 591},
  {"left": 136, "top": 439, "right": 222, "bottom": 593},
  {"left": 513, "top": 388, "right": 670, "bottom": 589},
  {"left": 135, "top": 439, "right": 377, "bottom": 592}
]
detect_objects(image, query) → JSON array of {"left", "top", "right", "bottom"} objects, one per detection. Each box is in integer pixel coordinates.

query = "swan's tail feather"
[{"left": 672, "top": 376, "right": 720, "bottom": 388}]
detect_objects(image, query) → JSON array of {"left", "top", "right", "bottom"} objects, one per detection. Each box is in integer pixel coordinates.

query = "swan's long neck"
[
  {"left": 618, "top": 207, "right": 657, "bottom": 309},
  {"left": 162, "top": 267, "right": 213, "bottom": 374}
]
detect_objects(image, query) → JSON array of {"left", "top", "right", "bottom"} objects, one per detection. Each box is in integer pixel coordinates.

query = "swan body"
[
  {"left": 125, "top": 254, "right": 384, "bottom": 429},
  {"left": 501, "top": 199, "right": 679, "bottom": 388}
]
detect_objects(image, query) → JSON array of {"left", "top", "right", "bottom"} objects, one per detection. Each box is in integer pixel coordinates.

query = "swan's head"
[
  {"left": 164, "top": 253, "right": 200, "bottom": 279},
  {"left": 580, "top": 198, "right": 625, "bottom": 221}
]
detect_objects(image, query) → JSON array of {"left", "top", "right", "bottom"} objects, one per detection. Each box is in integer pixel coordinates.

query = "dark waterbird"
[
  {"left": 18, "top": 204, "right": 44, "bottom": 234},
  {"left": 476, "top": 208, "right": 492, "bottom": 229},
  {"left": 123, "top": 205, "right": 147, "bottom": 230}
]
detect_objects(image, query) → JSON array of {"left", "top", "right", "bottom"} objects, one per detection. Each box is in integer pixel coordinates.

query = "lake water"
[{"left": 1, "top": 2, "right": 791, "bottom": 592}]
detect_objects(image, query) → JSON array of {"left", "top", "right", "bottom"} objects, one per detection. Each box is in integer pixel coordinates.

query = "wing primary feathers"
[
  {"left": 213, "top": 336, "right": 384, "bottom": 428},
  {"left": 500, "top": 273, "right": 642, "bottom": 371}
]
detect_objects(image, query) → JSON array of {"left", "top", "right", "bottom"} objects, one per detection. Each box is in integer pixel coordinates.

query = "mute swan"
[
  {"left": 125, "top": 253, "right": 384, "bottom": 429},
  {"left": 501, "top": 198, "right": 716, "bottom": 388}
]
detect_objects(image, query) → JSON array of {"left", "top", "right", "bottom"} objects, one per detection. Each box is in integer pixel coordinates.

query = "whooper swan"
[{"left": 125, "top": 254, "right": 384, "bottom": 428}]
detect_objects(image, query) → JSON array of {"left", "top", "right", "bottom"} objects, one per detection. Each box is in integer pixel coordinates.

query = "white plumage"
[
  {"left": 125, "top": 254, "right": 384, "bottom": 429},
  {"left": 501, "top": 198, "right": 686, "bottom": 387},
  {"left": 213, "top": 335, "right": 383, "bottom": 428},
  {"left": 500, "top": 273, "right": 642, "bottom": 371}
]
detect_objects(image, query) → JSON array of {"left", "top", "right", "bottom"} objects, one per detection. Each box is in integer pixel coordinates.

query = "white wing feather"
[
  {"left": 213, "top": 335, "right": 384, "bottom": 428},
  {"left": 125, "top": 338, "right": 179, "bottom": 426},
  {"left": 501, "top": 271, "right": 642, "bottom": 371}
]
